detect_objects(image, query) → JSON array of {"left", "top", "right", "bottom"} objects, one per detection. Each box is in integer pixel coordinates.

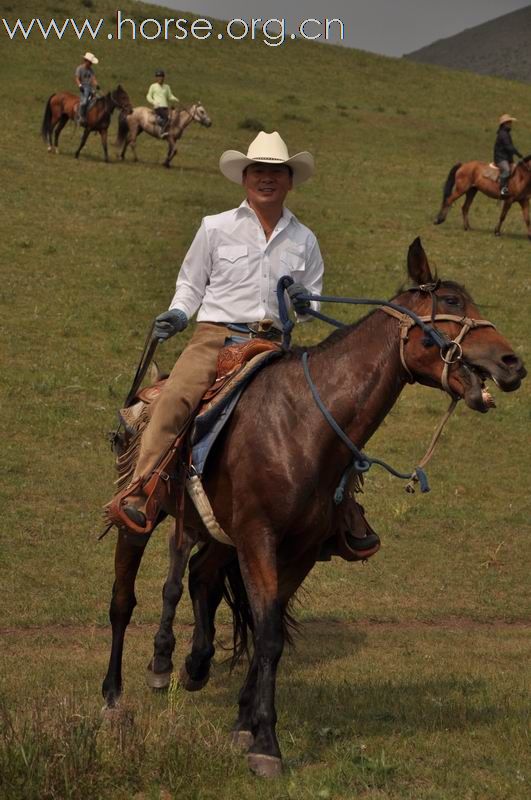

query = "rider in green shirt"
[{"left": 146, "top": 69, "right": 179, "bottom": 137}]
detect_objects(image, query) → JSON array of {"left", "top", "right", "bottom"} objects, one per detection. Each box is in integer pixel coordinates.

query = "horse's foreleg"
[
  {"left": 75, "top": 128, "right": 90, "bottom": 159},
  {"left": 163, "top": 139, "right": 177, "bottom": 168},
  {"left": 100, "top": 128, "right": 109, "bottom": 162},
  {"left": 146, "top": 525, "right": 196, "bottom": 690},
  {"left": 237, "top": 541, "right": 284, "bottom": 778},
  {"left": 519, "top": 198, "right": 531, "bottom": 240},
  {"left": 494, "top": 199, "right": 512, "bottom": 237},
  {"left": 102, "top": 529, "right": 150, "bottom": 707},
  {"left": 462, "top": 188, "right": 478, "bottom": 231},
  {"left": 179, "top": 542, "right": 231, "bottom": 691}
]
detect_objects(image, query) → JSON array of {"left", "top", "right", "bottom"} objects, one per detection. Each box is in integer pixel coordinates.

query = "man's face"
[
  {"left": 157, "top": 76, "right": 164, "bottom": 84},
  {"left": 242, "top": 163, "right": 293, "bottom": 209}
]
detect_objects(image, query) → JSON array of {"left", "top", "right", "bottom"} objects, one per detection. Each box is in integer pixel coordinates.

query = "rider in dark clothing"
[{"left": 494, "top": 114, "right": 523, "bottom": 197}]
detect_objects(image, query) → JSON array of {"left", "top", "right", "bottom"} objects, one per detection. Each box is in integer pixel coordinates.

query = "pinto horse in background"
[
  {"left": 434, "top": 156, "right": 531, "bottom": 239},
  {"left": 101, "top": 239, "right": 525, "bottom": 778},
  {"left": 41, "top": 85, "right": 132, "bottom": 161}
]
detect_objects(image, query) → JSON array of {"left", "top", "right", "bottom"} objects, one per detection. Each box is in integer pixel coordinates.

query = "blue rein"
[{"left": 277, "top": 276, "right": 433, "bottom": 497}]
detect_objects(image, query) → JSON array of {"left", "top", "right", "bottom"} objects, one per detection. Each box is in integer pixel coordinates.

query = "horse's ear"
[{"left": 407, "top": 237, "right": 433, "bottom": 285}]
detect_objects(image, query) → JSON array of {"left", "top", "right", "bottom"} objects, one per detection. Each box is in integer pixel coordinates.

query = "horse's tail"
[
  {"left": 41, "top": 95, "right": 54, "bottom": 141},
  {"left": 442, "top": 162, "right": 462, "bottom": 201},
  {"left": 221, "top": 557, "right": 298, "bottom": 669},
  {"left": 115, "top": 112, "right": 129, "bottom": 147}
]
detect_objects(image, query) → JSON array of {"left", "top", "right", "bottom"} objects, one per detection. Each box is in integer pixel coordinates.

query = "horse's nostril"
[{"left": 501, "top": 353, "right": 522, "bottom": 369}]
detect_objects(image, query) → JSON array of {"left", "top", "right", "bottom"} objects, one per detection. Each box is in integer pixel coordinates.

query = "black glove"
[
  {"left": 287, "top": 282, "right": 311, "bottom": 314},
  {"left": 153, "top": 309, "right": 188, "bottom": 341}
]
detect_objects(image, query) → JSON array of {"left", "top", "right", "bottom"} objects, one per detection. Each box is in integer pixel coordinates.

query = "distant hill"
[{"left": 405, "top": 5, "right": 531, "bottom": 83}]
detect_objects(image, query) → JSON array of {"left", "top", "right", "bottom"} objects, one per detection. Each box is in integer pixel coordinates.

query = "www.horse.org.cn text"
[{"left": 2, "top": 13, "right": 346, "bottom": 47}]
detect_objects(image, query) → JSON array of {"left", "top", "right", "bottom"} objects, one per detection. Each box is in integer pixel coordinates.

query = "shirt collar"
[{"left": 237, "top": 199, "right": 295, "bottom": 226}]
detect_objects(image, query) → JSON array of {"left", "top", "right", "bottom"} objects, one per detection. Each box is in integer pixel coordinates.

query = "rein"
[{"left": 277, "top": 276, "right": 496, "bottom": 496}]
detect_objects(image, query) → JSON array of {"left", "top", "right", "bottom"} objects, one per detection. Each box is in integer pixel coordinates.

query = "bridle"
[
  {"left": 277, "top": 277, "right": 499, "bottom": 494},
  {"left": 380, "top": 283, "right": 497, "bottom": 397}
]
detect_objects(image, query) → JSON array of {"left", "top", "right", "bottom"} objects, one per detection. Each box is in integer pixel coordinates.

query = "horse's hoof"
[
  {"left": 179, "top": 664, "right": 209, "bottom": 692},
  {"left": 230, "top": 729, "right": 254, "bottom": 751},
  {"left": 494, "top": 230, "right": 501, "bottom": 237},
  {"left": 146, "top": 666, "right": 172, "bottom": 690},
  {"left": 433, "top": 217, "right": 443, "bottom": 225},
  {"left": 247, "top": 753, "right": 282, "bottom": 778}
]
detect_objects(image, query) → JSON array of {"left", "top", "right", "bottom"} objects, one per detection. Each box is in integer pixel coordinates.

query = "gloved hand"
[
  {"left": 153, "top": 309, "right": 188, "bottom": 341},
  {"left": 287, "top": 282, "right": 311, "bottom": 314}
]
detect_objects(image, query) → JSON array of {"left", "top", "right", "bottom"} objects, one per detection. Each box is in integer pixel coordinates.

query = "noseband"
[{"left": 380, "top": 285, "right": 496, "bottom": 396}]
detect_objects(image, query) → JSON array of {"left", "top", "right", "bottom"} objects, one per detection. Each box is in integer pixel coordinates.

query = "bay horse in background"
[
  {"left": 115, "top": 102, "right": 212, "bottom": 168},
  {"left": 41, "top": 85, "right": 132, "bottom": 161},
  {"left": 101, "top": 239, "right": 525, "bottom": 778},
  {"left": 434, "top": 156, "right": 531, "bottom": 239}
]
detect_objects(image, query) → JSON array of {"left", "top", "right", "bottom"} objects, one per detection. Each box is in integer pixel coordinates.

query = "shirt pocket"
[
  {"left": 216, "top": 245, "right": 250, "bottom": 282},
  {"left": 280, "top": 243, "right": 306, "bottom": 275}
]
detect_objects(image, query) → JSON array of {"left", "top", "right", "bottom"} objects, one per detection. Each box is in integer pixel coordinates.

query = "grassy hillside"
[{"left": 1, "top": 1, "right": 530, "bottom": 797}]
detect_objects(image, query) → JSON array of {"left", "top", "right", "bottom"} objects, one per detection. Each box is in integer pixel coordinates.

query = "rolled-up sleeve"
[
  {"left": 169, "top": 220, "right": 212, "bottom": 318},
  {"left": 297, "top": 235, "right": 323, "bottom": 322}
]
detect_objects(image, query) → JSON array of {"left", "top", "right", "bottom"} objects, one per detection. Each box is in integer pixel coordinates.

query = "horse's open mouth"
[
  {"left": 456, "top": 362, "right": 498, "bottom": 413},
  {"left": 456, "top": 358, "right": 525, "bottom": 412}
]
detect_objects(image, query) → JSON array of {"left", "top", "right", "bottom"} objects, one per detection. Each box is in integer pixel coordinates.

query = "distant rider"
[
  {"left": 494, "top": 114, "right": 523, "bottom": 197},
  {"left": 146, "top": 69, "right": 179, "bottom": 138},
  {"left": 75, "top": 52, "right": 99, "bottom": 126}
]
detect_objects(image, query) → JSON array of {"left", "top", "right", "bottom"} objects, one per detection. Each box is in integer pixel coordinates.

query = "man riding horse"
[
  {"left": 146, "top": 69, "right": 179, "bottom": 137},
  {"left": 106, "top": 131, "right": 325, "bottom": 534},
  {"left": 75, "top": 52, "right": 99, "bottom": 126},
  {"left": 495, "top": 114, "right": 523, "bottom": 197}
]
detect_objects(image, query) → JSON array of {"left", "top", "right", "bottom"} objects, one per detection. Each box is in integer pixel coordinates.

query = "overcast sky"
[{"left": 147, "top": 0, "right": 530, "bottom": 55}]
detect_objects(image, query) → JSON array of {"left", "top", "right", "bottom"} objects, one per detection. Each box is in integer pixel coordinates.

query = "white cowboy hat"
[
  {"left": 219, "top": 131, "right": 314, "bottom": 186},
  {"left": 83, "top": 52, "right": 99, "bottom": 64},
  {"left": 499, "top": 114, "right": 516, "bottom": 125}
]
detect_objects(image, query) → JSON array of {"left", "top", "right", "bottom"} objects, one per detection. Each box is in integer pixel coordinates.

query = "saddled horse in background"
[
  {"left": 115, "top": 102, "right": 212, "bottom": 168},
  {"left": 101, "top": 239, "right": 525, "bottom": 777},
  {"left": 41, "top": 85, "right": 132, "bottom": 161},
  {"left": 434, "top": 156, "right": 531, "bottom": 239}
]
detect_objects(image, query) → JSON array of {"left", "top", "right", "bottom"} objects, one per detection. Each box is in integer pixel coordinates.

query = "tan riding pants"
[{"left": 132, "top": 322, "right": 235, "bottom": 481}]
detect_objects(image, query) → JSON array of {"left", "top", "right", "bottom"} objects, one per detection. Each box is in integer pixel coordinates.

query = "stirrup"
[
  {"left": 104, "top": 440, "right": 184, "bottom": 535},
  {"left": 104, "top": 477, "right": 155, "bottom": 535}
]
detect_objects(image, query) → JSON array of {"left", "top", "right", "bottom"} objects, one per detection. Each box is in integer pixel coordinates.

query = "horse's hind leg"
[
  {"left": 462, "top": 187, "right": 478, "bottom": 230},
  {"left": 146, "top": 525, "right": 196, "bottom": 690},
  {"left": 519, "top": 198, "right": 531, "bottom": 240},
  {"left": 102, "top": 528, "right": 150, "bottom": 707},
  {"left": 435, "top": 186, "right": 467, "bottom": 225},
  {"left": 494, "top": 199, "right": 512, "bottom": 237},
  {"left": 53, "top": 114, "right": 69, "bottom": 154},
  {"left": 179, "top": 542, "right": 232, "bottom": 691}
]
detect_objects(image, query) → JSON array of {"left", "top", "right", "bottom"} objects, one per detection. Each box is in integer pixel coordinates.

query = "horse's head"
[
  {"left": 192, "top": 101, "right": 212, "bottom": 128},
  {"left": 393, "top": 238, "right": 526, "bottom": 412},
  {"left": 112, "top": 84, "right": 133, "bottom": 115}
]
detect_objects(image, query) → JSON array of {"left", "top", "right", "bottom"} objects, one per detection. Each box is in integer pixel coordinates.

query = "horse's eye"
[{"left": 443, "top": 296, "right": 460, "bottom": 306}]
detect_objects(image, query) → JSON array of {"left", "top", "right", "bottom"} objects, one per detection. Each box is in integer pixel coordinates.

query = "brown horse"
[
  {"left": 115, "top": 102, "right": 212, "bottom": 168},
  {"left": 434, "top": 156, "right": 531, "bottom": 239},
  {"left": 41, "top": 85, "right": 132, "bottom": 161},
  {"left": 101, "top": 239, "right": 525, "bottom": 777}
]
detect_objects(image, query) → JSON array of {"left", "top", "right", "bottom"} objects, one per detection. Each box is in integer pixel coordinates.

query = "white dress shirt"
[{"left": 169, "top": 200, "right": 323, "bottom": 328}]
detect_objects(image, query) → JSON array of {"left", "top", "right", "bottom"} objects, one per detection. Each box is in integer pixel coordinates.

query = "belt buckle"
[{"left": 251, "top": 319, "right": 274, "bottom": 335}]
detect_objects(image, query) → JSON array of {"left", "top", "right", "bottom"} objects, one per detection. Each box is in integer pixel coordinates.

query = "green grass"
[{"left": 1, "top": 0, "right": 530, "bottom": 796}]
